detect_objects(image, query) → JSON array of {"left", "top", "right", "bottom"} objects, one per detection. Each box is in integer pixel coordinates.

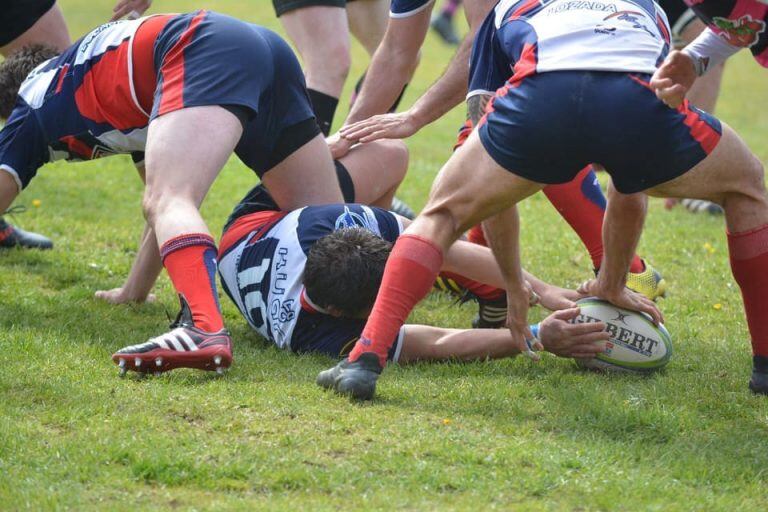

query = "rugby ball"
[{"left": 572, "top": 298, "right": 672, "bottom": 373}]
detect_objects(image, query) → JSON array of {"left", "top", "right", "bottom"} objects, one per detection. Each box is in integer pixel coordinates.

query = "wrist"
[{"left": 680, "top": 48, "right": 705, "bottom": 77}]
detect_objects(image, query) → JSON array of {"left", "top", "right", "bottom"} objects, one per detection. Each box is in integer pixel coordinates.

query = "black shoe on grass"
[{"left": 317, "top": 352, "right": 383, "bottom": 400}]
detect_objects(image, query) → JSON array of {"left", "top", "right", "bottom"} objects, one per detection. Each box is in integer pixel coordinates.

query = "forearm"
[
  {"left": 482, "top": 207, "right": 526, "bottom": 293},
  {"left": 406, "top": 36, "right": 474, "bottom": 129},
  {"left": 121, "top": 223, "right": 163, "bottom": 300},
  {"left": 398, "top": 324, "right": 526, "bottom": 362},
  {"left": 599, "top": 188, "right": 648, "bottom": 292},
  {"left": 344, "top": 15, "right": 429, "bottom": 126},
  {"left": 683, "top": 27, "right": 740, "bottom": 76}
]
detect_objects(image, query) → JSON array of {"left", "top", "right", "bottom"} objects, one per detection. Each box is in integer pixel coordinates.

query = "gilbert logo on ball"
[{"left": 572, "top": 298, "right": 673, "bottom": 373}]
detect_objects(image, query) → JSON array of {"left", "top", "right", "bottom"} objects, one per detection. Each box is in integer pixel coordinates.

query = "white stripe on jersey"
[
  {"left": 18, "top": 65, "right": 58, "bottom": 109},
  {"left": 495, "top": 0, "right": 669, "bottom": 75},
  {"left": 238, "top": 261, "right": 270, "bottom": 288}
]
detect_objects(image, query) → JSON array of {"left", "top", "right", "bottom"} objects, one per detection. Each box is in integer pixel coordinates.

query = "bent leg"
[
  {"left": 348, "top": 131, "right": 543, "bottom": 366},
  {"left": 260, "top": 134, "right": 345, "bottom": 210},
  {"left": 279, "top": 6, "right": 350, "bottom": 134},
  {"left": 648, "top": 124, "right": 768, "bottom": 363},
  {"left": 143, "top": 106, "right": 243, "bottom": 332},
  {"left": 337, "top": 139, "right": 409, "bottom": 208}
]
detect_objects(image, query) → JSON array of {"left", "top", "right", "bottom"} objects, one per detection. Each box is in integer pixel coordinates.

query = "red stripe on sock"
[
  {"left": 728, "top": 224, "right": 768, "bottom": 357},
  {"left": 349, "top": 235, "right": 443, "bottom": 366}
]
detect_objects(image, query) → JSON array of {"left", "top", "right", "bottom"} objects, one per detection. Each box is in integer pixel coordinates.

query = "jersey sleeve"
[
  {"left": 0, "top": 101, "right": 48, "bottom": 191},
  {"left": 369, "top": 206, "right": 404, "bottom": 243},
  {"left": 390, "top": 0, "right": 434, "bottom": 18},
  {"left": 468, "top": 11, "right": 512, "bottom": 99},
  {"left": 291, "top": 311, "right": 405, "bottom": 362}
]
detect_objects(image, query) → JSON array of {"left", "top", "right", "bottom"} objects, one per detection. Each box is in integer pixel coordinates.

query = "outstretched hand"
[
  {"left": 339, "top": 112, "right": 420, "bottom": 144},
  {"left": 538, "top": 307, "right": 609, "bottom": 358},
  {"left": 650, "top": 50, "right": 697, "bottom": 108},
  {"left": 577, "top": 279, "right": 664, "bottom": 325}
]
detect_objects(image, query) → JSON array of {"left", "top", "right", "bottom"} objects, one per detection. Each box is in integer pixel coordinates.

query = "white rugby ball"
[{"left": 572, "top": 298, "right": 672, "bottom": 373}]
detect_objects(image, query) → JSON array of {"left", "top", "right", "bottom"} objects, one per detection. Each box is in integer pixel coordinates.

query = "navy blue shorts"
[
  {"left": 151, "top": 11, "right": 318, "bottom": 176},
  {"left": 478, "top": 71, "right": 722, "bottom": 194}
]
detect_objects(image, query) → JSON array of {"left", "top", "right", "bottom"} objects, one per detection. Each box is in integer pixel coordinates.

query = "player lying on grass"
[
  {"left": 0, "top": 11, "right": 347, "bottom": 374},
  {"left": 214, "top": 194, "right": 609, "bottom": 367},
  {"left": 325, "top": 0, "right": 666, "bottom": 301},
  {"left": 652, "top": 0, "right": 766, "bottom": 109},
  {"left": 318, "top": 0, "right": 768, "bottom": 399},
  {"left": 109, "top": 139, "right": 607, "bottom": 373}
]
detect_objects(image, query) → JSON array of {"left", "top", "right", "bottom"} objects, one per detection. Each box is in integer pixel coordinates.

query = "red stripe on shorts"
[
  {"left": 680, "top": 100, "right": 721, "bottom": 154},
  {"left": 157, "top": 10, "right": 207, "bottom": 116}
]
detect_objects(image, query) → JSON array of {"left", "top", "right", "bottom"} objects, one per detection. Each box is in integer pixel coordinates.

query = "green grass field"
[{"left": 2, "top": 1, "right": 768, "bottom": 510}]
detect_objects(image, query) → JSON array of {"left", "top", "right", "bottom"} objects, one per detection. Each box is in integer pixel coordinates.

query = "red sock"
[
  {"left": 161, "top": 233, "right": 223, "bottom": 333},
  {"left": 349, "top": 235, "right": 443, "bottom": 366},
  {"left": 543, "top": 165, "right": 644, "bottom": 273},
  {"left": 728, "top": 224, "right": 768, "bottom": 357}
]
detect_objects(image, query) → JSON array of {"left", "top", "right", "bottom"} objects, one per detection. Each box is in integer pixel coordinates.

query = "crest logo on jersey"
[
  {"left": 334, "top": 206, "right": 377, "bottom": 232},
  {"left": 713, "top": 15, "right": 766, "bottom": 48}
]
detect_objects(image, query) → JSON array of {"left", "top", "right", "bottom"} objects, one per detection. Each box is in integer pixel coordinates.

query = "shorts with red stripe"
[
  {"left": 478, "top": 71, "right": 722, "bottom": 194},
  {"left": 150, "top": 10, "right": 317, "bottom": 175}
]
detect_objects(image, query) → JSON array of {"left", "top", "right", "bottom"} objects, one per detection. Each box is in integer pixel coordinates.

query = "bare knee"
[
  {"left": 375, "top": 139, "right": 409, "bottom": 185},
  {"left": 722, "top": 155, "right": 767, "bottom": 210},
  {"left": 304, "top": 40, "right": 351, "bottom": 91}
]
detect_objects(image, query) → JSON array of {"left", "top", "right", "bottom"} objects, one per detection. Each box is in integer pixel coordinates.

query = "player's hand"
[
  {"left": 327, "top": 132, "right": 353, "bottom": 159},
  {"left": 535, "top": 284, "right": 582, "bottom": 311},
  {"left": 577, "top": 279, "right": 663, "bottom": 325},
  {"left": 339, "top": 111, "right": 420, "bottom": 144},
  {"left": 538, "top": 307, "right": 609, "bottom": 358},
  {"left": 110, "top": 0, "right": 151, "bottom": 21},
  {"left": 506, "top": 286, "right": 542, "bottom": 361},
  {"left": 95, "top": 287, "right": 156, "bottom": 304},
  {"left": 650, "top": 50, "right": 697, "bottom": 108}
]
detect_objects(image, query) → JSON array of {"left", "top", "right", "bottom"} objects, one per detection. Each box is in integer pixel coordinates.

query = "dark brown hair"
[
  {"left": 0, "top": 44, "right": 59, "bottom": 119},
  {"left": 303, "top": 228, "right": 393, "bottom": 317}
]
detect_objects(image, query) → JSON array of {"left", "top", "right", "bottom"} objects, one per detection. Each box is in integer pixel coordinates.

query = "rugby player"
[
  {"left": 0, "top": 11, "right": 346, "bottom": 374},
  {"left": 326, "top": 0, "right": 666, "bottom": 301},
  {"left": 318, "top": 0, "right": 768, "bottom": 399},
  {"left": 652, "top": 0, "right": 767, "bottom": 109},
  {"left": 212, "top": 188, "right": 608, "bottom": 368}
]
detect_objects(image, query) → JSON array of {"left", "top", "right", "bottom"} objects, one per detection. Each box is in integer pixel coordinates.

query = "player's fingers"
[
  {"left": 570, "top": 346, "right": 606, "bottom": 358},
  {"left": 572, "top": 331, "right": 611, "bottom": 345},
  {"left": 359, "top": 130, "right": 392, "bottom": 143},
  {"left": 577, "top": 280, "right": 596, "bottom": 295},
  {"left": 552, "top": 307, "right": 580, "bottom": 321},
  {"left": 649, "top": 76, "right": 673, "bottom": 91},
  {"left": 566, "top": 321, "right": 609, "bottom": 336}
]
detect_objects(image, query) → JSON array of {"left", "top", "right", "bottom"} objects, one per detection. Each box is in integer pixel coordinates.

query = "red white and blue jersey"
[
  {"left": 0, "top": 17, "right": 156, "bottom": 189},
  {"left": 468, "top": 0, "right": 672, "bottom": 98},
  {"left": 684, "top": 0, "right": 768, "bottom": 67},
  {"left": 218, "top": 205, "right": 405, "bottom": 359},
  {"left": 390, "top": 0, "right": 434, "bottom": 18},
  {"left": 0, "top": 11, "right": 316, "bottom": 190}
]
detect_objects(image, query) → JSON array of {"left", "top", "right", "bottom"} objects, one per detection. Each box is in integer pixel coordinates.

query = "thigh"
[
  {"left": 260, "top": 134, "right": 345, "bottom": 211},
  {"left": 419, "top": 130, "right": 543, "bottom": 247},
  {"left": 347, "top": 0, "right": 389, "bottom": 55},
  {"left": 336, "top": 139, "right": 408, "bottom": 205},
  {"left": 646, "top": 123, "right": 764, "bottom": 203},
  {"left": 1, "top": 1, "right": 70, "bottom": 54},
  {"left": 278, "top": 5, "right": 350, "bottom": 59},
  {"left": 144, "top": 106, "right": 243, "bottom": 205}
]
